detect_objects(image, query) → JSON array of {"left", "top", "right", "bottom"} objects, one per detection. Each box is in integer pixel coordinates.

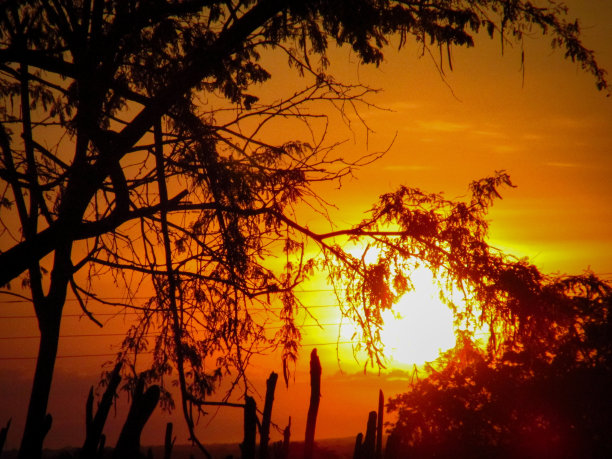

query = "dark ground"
[{"left": 2, "top": 437, "right": 356, "bottom": 458}]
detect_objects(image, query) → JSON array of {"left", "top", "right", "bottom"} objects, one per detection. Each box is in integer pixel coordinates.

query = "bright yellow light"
[{"left": 381, "top": 267, "right": 456, "bottom": 368}]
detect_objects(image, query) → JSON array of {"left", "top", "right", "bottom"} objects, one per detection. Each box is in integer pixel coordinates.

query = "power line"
[
  {"left": 0, "top": 353, "right": 125, "bottom": 361},
  {"left": 0, "top": 322, "right": 353, "bottom": 341},
  {"left": 0, "top": 303, "right": 344, "bottom": 320},
  {"left": 0, "top": 289, "right": 336, "bottom": 305},
  {"left": 0, "top": 340, "right": 358, "bottom": 360},
  {"left": 0, "top": 332, "right": 129, "bottom": 340}
]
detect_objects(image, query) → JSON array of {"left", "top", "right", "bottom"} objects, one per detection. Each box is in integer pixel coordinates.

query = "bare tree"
[{"left": 0, "top": 1, "right": 607, "bottom": 458}]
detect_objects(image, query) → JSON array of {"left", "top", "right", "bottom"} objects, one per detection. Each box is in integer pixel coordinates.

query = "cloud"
[
  {"left": 522, "top": 133, "right": 544, "bottom": 141},
  {"left": 383, "top": 164, "right": 434, "bottom": 171},
  {"left": 548, "top": 116, "right": 591, "bottom": 129},
  {"left": 471, "top": 129, "right": 504, "bottom": 138},
  {"left": 545, "top": 161, "right": 585, "bottom": 168},
  {"left": 416, "top": 120, "right": 471, "bottom": 132},
  {"left": 387, "top": 101, "right": 422, "bottom": 111},
  {"left": 490, "top": 144, "right": 519, "bottom": 154}
]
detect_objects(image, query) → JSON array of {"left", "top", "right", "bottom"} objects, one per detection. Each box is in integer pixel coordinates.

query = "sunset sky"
[{"left": 1, "top": 0, "right": 611, "bottom": 452}]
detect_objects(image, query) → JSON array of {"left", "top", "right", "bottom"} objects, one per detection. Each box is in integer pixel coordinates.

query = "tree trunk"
[
  {"left": 304, "top": 349, "right": 321, "bottom": 459},
  {"left": 18, "top": 242, "right": 72, "bottom": 459},
  {"left": 18, "top": 317, "right": 60, "bottom": 459}
]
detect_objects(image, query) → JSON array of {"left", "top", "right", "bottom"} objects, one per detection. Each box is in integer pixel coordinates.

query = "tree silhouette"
[
  {"left": 0, "top": 1, "right": 607, "bottom": 457},
  {"left": 387, "top": 274, "right": 612, "bottom": 458}
]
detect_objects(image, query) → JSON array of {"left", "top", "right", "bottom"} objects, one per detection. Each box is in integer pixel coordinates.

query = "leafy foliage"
[
  {"left": 387, "top": 274, "right": 612, "bottom": 458},
  {"left": 323, "top": 172, "right": 523, "bottom": 367}
]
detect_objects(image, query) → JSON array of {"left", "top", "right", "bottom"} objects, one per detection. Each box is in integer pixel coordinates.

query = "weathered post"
[
  {"left": 362, "top": 411, "right": 377, "bottom": 459},
  {"left": 376, "top": 390, "right": 384, "bottom": 459},
  {"left": 304, "top": 348, "right": 321, "bottom": 459},
  {"left": 272, "top": 417, "right": 292, "bottom": 459},
  {"left": 81, "top": 362, "right": 122, "bottom": 459},
  {"left": 241, "top": 395, "right": 257, "bottom": 459},
  {"left": 259, "top": 372, "right": 278, "bottom": 459},
  {"left": 113, "top": 378, "right": 160, "bottom": 459},
  {"left": 164, "top": 422, "right": 175, "bottom": 459},
  {"left": 353, "top": 433, "right": 364, "bottom": 459},
  {"left": 281, "top": 417, "right": 291, "bottom": 459},
  {"left": 0, "top": 418, "right": 11, "bottom": 457},
  {"left": 383, "top": 431, "right": 400, "bottom": 459}
]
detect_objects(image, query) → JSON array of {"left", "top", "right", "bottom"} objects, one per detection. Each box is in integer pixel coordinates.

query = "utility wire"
[
  {"left": 0, "top": 340, "right": 359, "bottom": 360},
  {"left": 0, "top": 322, "right": 356, "bottom": 340},
  {"left": 0, "top": 303, "right": 343, "bottom": 319},
  {"left": 0, "top": 288, "right": 336, "bottom": 304}
]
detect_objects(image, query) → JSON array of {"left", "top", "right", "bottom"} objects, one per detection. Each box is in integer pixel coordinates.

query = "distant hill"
[{"left": 3, "top": 437, "right": 357, "bottom": 458}]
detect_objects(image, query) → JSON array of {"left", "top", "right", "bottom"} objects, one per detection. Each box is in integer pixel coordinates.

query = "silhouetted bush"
[{"left": 388, "top": 275, "right": 612, "bottom": 458}]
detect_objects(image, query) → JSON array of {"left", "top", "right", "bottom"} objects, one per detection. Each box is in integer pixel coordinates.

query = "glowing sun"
[{"left": 381, "top": 267, "right": 456, "bottom": 367}]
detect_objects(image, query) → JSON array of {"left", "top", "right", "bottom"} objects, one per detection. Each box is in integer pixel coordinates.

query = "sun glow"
[{"left": 381, "top": 267, "right": 456, "bottom": 368}]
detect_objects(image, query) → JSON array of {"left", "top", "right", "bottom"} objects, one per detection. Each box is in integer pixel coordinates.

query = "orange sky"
[
  {"left": 1, "top": 0, "right": 611, "bottom": 452},
  {"left": 317, "top": 2, "right": 612, "bottom": 278}
]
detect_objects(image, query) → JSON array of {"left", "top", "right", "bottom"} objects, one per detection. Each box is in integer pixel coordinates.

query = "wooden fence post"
[
  {"left": 304, "top": 348, "right": 321, "bottom": 459},
  {"left": 362, "top": 411, "right": 377, "bottom": 459},
  {"left": 383, "top": 430, "right": 400, "bottom": 459},
  {"left": 376, "top": 390, "right": 384, "bottom": 459},
  {"left": 282, "top": 417, "right": 291, "bottom": 458},
  {"left": 113, "top": 378, "right": 160, "bottom": 459},
  {"left": 164, "top": 422, "right": 175, "bottom": 459},
  {"left": 353, "top": 433, "right": 364, "bottom": 459},
  {"left": 259, "top": 372, "right": 278, "bottom": 459},
  {"left": 273, "top": 417, "right": 291, "bottom": 459},
  {"left": 241, "top": 395, "right": 257, "bottom": 459},
  {"left": 0, "top": 418, "right": 11, "bottom": 457},
  {"left": 81, "top": 362, "right": 122, "bottom": 459}
]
